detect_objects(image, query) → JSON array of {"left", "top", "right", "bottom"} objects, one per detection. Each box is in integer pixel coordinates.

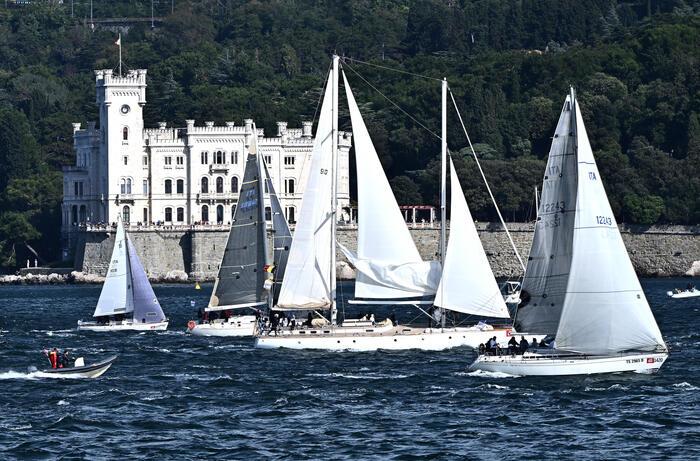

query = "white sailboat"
[
  {"left": 255, "top": 56, "right": 528, "bottom": 351},
  {"left": 78, "top": 218, "right": 168, "bottom": 331},
  {"left": 187, "top": 128, "right": 287, "bottom": 336},
  {"left": 470, "top": 89, "right": 668, "bottom": 375}
]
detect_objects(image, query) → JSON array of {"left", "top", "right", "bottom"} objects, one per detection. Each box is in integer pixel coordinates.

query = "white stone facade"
[{"left": 61, "top": 69, "right": 351, "bottom": 254}]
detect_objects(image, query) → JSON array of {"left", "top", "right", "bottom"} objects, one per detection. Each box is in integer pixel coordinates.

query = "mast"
[
  {"left": 330, "top": 54, "right": 339, "bottom": 325},
  {"left": 440, "top": 78, "right": 447, "bottom": 328},
  {"left": 534, "top": 186, "right": 539, "bottom": 218}
]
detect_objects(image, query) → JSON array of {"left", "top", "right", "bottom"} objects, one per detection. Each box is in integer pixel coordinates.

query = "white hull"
[
  {"left": 77, "top": 320, "right": 169, "bottom": 331},
  {"left": 187, "top": 315, "right": 257, "bottom": 337},
  {"left": 469, "top": 350, "right": 668, "bottom": 376},
  {"left": 666, "top": 289, "right": 700, "bottom": 299},
  {"left": 255, "top": 323, "right": 535, "bottom": 352},
  {"left": 40, "top": 355, "right": 117, "bottom": 379}
]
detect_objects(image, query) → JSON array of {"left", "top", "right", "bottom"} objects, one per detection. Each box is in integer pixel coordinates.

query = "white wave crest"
[
  {"left": 461, "top": 369, "right": 520, "bottom": 379},
  {"left": 672, "top": 382, "right": 699, "bottom": 391}
]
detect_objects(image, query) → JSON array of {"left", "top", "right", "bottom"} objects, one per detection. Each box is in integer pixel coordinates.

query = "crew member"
[
  {"left": 531, "top": 338, "right": 539, "bottom": 349},
  {"left": 519, "top": 336, "right": 529, "bottom": 353},
  {"left": 48, "top": 348, "right": 59, "bottom": 369},
  {"left": 61, "top": 350, "right": 72, "bottom": 368},
  {"left": 508, "top": 336, "right": 519, "bottom": 354}
]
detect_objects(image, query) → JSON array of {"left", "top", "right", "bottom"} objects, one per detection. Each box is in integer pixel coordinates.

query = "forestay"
[
  {"left": 515, "top": 95, "right": 578, "bottom": 335},
  {"left": 341, "top": 71, "right": 440, "bottom": 299},
  {"left": 208, "top": 144, "right": 268, "bottom": 312},
  {"left": 277, "top": 70, "right": 336, "bottom": 309},
  {"left": 94, "top": 219, "right": 134, "bottom": 317},
  {"left": 555, "top": 95, "right": 666, "bottom": 355},
  {"left": 127, "top": 237, "right": 166, "bottom": 323},
  {"left": 434, "top": 159, "right": 509, "bottom": 318}
]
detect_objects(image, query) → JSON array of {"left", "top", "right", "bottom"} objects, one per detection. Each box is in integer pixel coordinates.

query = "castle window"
[
  {"left": 231, "top": 176, "right": 239, "bottom": 193},
  {"left": 216, "top": 205, "right": 224, "bottom": 224},
  {"left": 143, "top": 208, "right": 148, "bottom": 223},
  {"left": 201, "top": 177, "right": 209, "bottom": 194},
  {"left": 165, "top": 207, "right": 173, "bottom": 222},
  {"left": 164, "top": 156, "right": 172, "bottom": 166},
  {"left": 265, "top": 206, "right": 272, "bottom": 221},
  {"left": 176, "top": 179, "right": 184, "bottom": 194},
  {"left": 122, "top": 127, "right": 129, "bottom": 141},
  {"left": 216, "top": 177, "right": 224, "bottom": 194},
  {"left": 264, "top": 155, "right": 272, "bottom": 165},
  {"left": 201, "top": 205, "right": 209, "bottom": 223},
  {"left": 120, "top": 178, "right": 126, "bottom": 194},
  {"left": 165, "top": 179, "right": 172, "bottom": 195},
  {"left": 284, "top": 178, "right": 295, "bottom": 195},
  {"left": 201, "top": 151, "right": 208, "bottom": 164},
  {"left": 122, "top": 205, "right": 131, "bottom": 223},
  {"left": 143, "top": 155, "right": 148, "bottom": 166},
  {"left": 286, "top": 206, "right": 296, "bottom": 224},
  {"left": 142, "top": 179, "right": 149, "bottom": 195},
  {"left": 176, "top": 156, "right": 184, "bottom": 166},
  {"left": 215, "top": 151, "right": 224, "bottom": 164},
  {"left": 123, "top": 156, "right": 128, "bottom": 166},
  {"left": 284, "top": 155, "right": 295, "bottom": 166},
  {"left": 71, "top": 205, "right": 78, "bottom": 225},
  {"left": 126, "top": 178, "right": 132, "bottom": 194},
  {"left": 79, "top": 205, "right": 87, "bottom": 223},
  {"left": 176, "top": 207, "right": 184, "bottom": 222},
  {"left": 231, "top": 151, "right": 239, "bottom": 164}
]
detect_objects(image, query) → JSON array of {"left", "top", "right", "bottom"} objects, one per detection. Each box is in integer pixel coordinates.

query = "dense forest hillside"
[{"left": 0, "top": 0, "right": 699, "bottom": 267}]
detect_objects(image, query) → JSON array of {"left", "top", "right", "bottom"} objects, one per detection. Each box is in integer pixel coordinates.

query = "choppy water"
[{"left": 0, "top": 279, "right": 698, "bottom": 459}]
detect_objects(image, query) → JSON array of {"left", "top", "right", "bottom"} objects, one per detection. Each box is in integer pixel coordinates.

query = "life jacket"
[{"left": 48, "top": 351, "right": 58, "bottom": 368}]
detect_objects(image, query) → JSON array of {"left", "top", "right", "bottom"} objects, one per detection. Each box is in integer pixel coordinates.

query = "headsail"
[
  {"left": 262, "top": 160, "right": 292, "bottom": 305},
  {"left": 514, "top": 95, "right": 578, "bottom": 335},
  {"left": 341, "top": 71, "right": 440, "bottom": 299},
  {"left": 127, "top": 237, "right": 166, "bottom": 323},
  {"left": 277, "top": 69, "right": 337, "bottom": 309},
  {"left": 555, "top": 92, "right": 666, "bottom": 355},
  {"left": 207, "top": 138, "right": 268, "bottom": 312},
  {"left": 94, "top": 219, "right": 134, "bottom": 317},
  {"left": 434, "top": 159, "right": 510, "bottom": 318}
]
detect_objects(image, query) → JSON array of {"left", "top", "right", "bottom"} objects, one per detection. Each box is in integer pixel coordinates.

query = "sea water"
[{"left": 0, "top": 280, "right": 697, "bottom": 459}]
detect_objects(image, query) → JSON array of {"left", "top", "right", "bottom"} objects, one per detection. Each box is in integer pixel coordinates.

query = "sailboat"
[
  {"left": 255, "top": 56, "right": 532, "bottom": 351},
  {"left": 77, "top": 217, "right": 168, "bottom": 331},
  {"left": 470, "top": 89, "right": 668, "bottom": 375},
  {"left": 187, "top": 127, "right": 291, "bottom": 336}
]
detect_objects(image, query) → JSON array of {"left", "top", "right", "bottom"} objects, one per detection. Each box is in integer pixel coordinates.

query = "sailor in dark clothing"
[
  {"left": 531, "top": 338, "right": 539, "bottom": 349},
  {"left": 539, "top": 338, "right": 547, "bottom": 347},
  {"left": 305, "top": 312, "right": 313, "bottom": 327},
  {"left": 60, "top": 350, "right": 72, "bottom": 368},
  {"left": 519, "top": 336, "right": 529, "bottom": 353},
  {"left": 389, "top": 312, "right": 397, "bottom": 326},
  {"left": 508, "top": 336, "right": 519, "bottom": 354}
]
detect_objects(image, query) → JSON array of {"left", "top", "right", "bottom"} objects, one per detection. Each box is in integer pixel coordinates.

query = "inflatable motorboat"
[{"left": 30, "top": 355, "right": 118, "bottom": 379}]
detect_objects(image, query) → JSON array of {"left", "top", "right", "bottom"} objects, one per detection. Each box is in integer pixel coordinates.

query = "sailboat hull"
[
  {"left": 187, "top": 315, "right": 257, "bottom": 337},
  {"left": 469, "top": 350, "right": 668, "bottom": 376},
  {"left": 77, "top": 320, "right": 169, "bottom": 331},
  {"left": 255, "top": 324, "right": 527, "bottom": 352}
]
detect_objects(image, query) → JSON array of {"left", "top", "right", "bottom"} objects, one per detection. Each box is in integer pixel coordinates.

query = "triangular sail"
[
  {"left": 514, "top": 96, "right": 578, "bottom": 335},
  {"left": 555, "top": 94, "right": 666, "bottom": 355},
  {"left": 127, "top": 237, "right": 166, "bottom": 323},
  {"left": 434, "top": 159, "right": 510, "bottom": 318},
  {"left": 94, "top": 219, "right": 134, "bottom": 317},
  {"left": 277, "top": 70, "right": 336, "bottom": 309},
  {"left": 208, "top": 143, "right": 268, "bottom": 312},
  {"left": 342, "top": 71, "right": 440, "bottom": 299},
  {"left": 263, "top": 160, "right": 292, "bottom": 305}
]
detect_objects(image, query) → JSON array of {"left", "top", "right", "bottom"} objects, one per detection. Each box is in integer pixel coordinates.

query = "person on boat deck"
[
  {"left": 539, "top": 338, "right": 547, "bottom": 348},
  {"left": 60, "top": 350, "right": 72, "bottom": 368},
  {"left": 519, "top": 336, "right": 529, "bottom": 353},
  {"left": 478, "top": 343, "right": 486, "bottom": 354},
  {"left": 389, "top": 312, "right": 397, "bottom": 326},
  {"left": 290, "top": 314, "right": 296, "bottom": 331},
  {"left": 687, "top": 282, "right": 695, "bottom": 290},
  {"left": 305, "top": 312, "right": 313, "bottom": 327},
  {"left": 487, "top": 336, "right": 498, "bottom": 354},
  {"left": 369, "top": 313, "right": 375, "bottom": 325},
  {"left": 507, "top": 336, "right": 518, "bottom": 354},
  {"left": 47, "top": 348, "right": 59, "bottom": 369},
  {"left": 531, "top": 338, "right": 538, "bottom": 349}
]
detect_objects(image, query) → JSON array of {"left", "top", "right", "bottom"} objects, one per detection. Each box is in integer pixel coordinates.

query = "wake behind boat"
[
  {"left": 78, "top": 217, "right": 168, "bottom": 331},
  {"left": 469, "top": 89, "right": 668, "bottom": 376}
]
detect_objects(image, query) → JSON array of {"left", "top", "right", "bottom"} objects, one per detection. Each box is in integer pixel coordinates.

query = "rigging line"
[
  {"left": 448, "top": 88, "right": 526, "bottom": 273},
  {"left": 342, "top": 61, "right": 441, "bottom": 141},
  {"left": 341, "top": 56, "right": 443, "bottom": 82}
]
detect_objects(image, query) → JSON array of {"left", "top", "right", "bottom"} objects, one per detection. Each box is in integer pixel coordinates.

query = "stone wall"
[{"left": 73, "top": 223, "right": 700, "bottom": 280}]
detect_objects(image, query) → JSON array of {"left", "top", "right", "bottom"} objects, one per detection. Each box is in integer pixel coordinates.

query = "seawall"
[{"left": 71, "top": 223, "right": 700, "bottom": 281}]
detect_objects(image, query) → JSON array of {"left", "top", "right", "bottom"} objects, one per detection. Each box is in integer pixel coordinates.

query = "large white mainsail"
[
  {"left": 434, "top": 159, "right": 509, "bottom": 318},
  {"left": 276, "top": 69, "right": 337, "bottom": 309},
  {"left": 94, "top": 219, "right": 134, "bottom": 317},
  {"left": 555, "top": 92, "right": 666, "bottom": 355},
  {"left": 340, "top": 71, "right": 440, "bottom": 300}
]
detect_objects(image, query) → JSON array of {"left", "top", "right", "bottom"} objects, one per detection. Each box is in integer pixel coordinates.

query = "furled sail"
[
  {"left": 514, "top": 95, "right": 578, "bottom": 335},
  {"left": 207, "top": 144, "right": 268, "bottom": 311},
  {"left": 341, "top": 71, "right": 440, "bottom": 299},
  {"left": 555, "top": 92, "right": 666, "bottom": 355},
  {"left": 277, "top": 69, "right": 336, "bottom": 309},
  {"left": 127, "top": 237, "right": 166, "bottom": 323},
  {"left": 94, "top": 219, "right": 134, "bottom": 317},
  {"left": 434, "top": 159, "right": 510, "bottom": 318},
  {"left": 263, "top": 160, "right": 292, "bottom": 305}
]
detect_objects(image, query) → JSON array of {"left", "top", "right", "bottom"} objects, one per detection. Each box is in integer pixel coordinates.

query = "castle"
[{"left": 61, "top": 69, "right": 351, "bottom": 259}]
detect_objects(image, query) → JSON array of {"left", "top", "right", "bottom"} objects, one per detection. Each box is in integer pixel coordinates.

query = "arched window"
[
  {"left": 164, "top": 207, "right": 173, "bottom": 222},
  {"left": 216, "top": 205, "right": 224, "bottom": 224},
  {"left": 285, "top": 178, "right": 295, "bottom": 194},
  {"left": 164, "top": 179, "right": 172, "bottom": 194},
  {"left": 122, "top": 127, "right": 129, "bottom": 141},
  {"left": 143, "top": 208, "right": 148, "bottom": 223},
  {"left": 71, "top": 205, "right": 78, "bottom": 224},
  {"left": 265, "top": 206, "right": 272, "bottom": 221},
  {"left": 176, "top": 179, "right": 184, "bottom": 194},
  {"left": 216, "top": 177, "right": 224, "bottom": 194},
  {"left": 176, "top": 207, "right": 184, "bottom": 222},
  {"left": 79, "top": 205, "right": 87, "bottom": 223},
  {"left": 201, "top": 177, "right": 209, "bottom": 194},
  {"left": 201, "top": 205, "right": 209, "bottom": 223},
  {"left": 120, "top": 178, "right": 126, "bottom": 194},
  {"left": 122, "top": 205, "right": 131, "bottom": 223},
  {"left": 126, "top": 178, "right": 132, "bottom": 194},
  {"left": 215, "top": 150, "right": 224, "bottom": 164},
  {"left": 231, "top": 176, "right": 239, "bottom": 193},
  {"left": 231, "top": 205, "right": 237, "bottom": 220},
  {"left": 286, "top": 206, "right": 296, "bottom": 224}
]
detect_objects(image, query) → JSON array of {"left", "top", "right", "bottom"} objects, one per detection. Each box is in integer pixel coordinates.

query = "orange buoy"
[{"left": 187, "top": 320, "right": 196, "bottom": 330}]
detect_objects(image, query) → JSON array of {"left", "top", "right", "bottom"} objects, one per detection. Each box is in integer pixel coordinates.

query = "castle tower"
[{"left": 95, "top": 69, "right": 148, "bottom": 224}]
